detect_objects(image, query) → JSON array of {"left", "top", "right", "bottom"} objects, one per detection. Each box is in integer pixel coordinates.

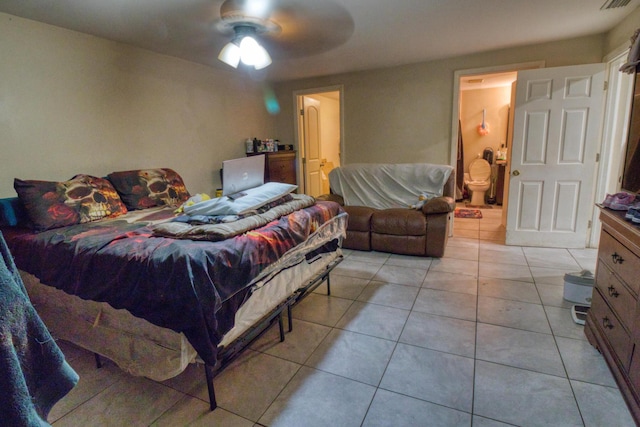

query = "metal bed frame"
[{"left": 95, "top": 255, "right": 342, "bottom": 411}]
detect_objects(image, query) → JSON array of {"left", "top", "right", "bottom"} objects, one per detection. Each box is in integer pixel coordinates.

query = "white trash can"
[{"left": 563, "top": 270, "right": 595, "bottom": 305}]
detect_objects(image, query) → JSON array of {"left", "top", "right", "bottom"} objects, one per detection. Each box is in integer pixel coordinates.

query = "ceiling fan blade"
[{"left": 218, "top": 0, "right": 354, "bottom": 59}]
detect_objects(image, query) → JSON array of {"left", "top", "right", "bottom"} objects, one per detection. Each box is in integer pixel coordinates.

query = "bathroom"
[{"left": 458, "top": 72, "right": 517, "bottom": 210}]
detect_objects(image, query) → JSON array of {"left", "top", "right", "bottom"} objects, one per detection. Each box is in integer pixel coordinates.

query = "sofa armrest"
[
  {"left": 422, "top": 196, "right": 455, "bottom": 215},
  {"left": 316, "top": 194, "right": 344, "bottom": 205}
]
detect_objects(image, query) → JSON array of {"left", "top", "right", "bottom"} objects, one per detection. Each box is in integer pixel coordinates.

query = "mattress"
[{"left": 21, "top": 248, "right": 341, "bottom": 381}]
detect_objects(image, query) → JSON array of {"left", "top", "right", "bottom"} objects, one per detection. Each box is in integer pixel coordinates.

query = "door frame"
[
  {"left": 293, "top": 85, "right": 345, "bottom": 194},
  {"left": 449, "top": 61, "right": 545, "bottom": 236},
  {"left": 589, "top": 48, "right": 635, "bottom": 247}
]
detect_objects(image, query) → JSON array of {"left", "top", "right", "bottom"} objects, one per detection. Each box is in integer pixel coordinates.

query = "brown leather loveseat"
[{"left": 318, "top": 163, "right": 456, "bottom": 258}]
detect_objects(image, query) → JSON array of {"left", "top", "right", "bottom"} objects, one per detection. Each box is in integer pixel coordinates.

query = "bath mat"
[
  {"left": 454, "top": 209, "right": 482, "bottom": 219},
  {"left": 465, "top": 203, "right": 493, "bottom": 209}
]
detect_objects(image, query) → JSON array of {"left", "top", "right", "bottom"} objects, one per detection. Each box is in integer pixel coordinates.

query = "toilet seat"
[{"left": 469, "top": 158, "right": 491, "bottom": 182}]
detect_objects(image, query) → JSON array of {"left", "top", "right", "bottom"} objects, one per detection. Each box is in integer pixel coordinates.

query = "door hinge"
[
  {"left": 595, "top": 153, "right": 600, "bottom": 162},
  {"left": 587, "top": 220, "right": 592, "bottom": 229},
  {"left": 604, "top": 80, "right": 608, "bottom": 91},
  {"left": 299, "top": 109, "right": 304, "bottom": 116}
]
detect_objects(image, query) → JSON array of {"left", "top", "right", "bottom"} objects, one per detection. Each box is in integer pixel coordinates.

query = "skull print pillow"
[
  {"left": 14, "top": 174, "right": 128, "bottom": 232},
  {"left": 107, "top": 168, "right": 190, "bottom": 210}
]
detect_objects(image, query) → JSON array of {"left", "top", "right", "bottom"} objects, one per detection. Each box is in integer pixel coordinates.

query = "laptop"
[{"left": 222, "top": 155, "right": 265, "bottom": 198}]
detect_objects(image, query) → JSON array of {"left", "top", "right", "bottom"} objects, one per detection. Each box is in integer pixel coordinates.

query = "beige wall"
[
  {"left": 2, "top": 8, "right": 637, "bottom": 201},
  {"left": 604, "top": 6, "right": 640, "bottom": 55},
  {"left": 273, "top": 34, "right": 605, "bottom": 166},
  {"left": 460, "top": 86, "right": 512, "bottom": 172},
  {"left": 0, "top": 13, "right": 275, "bottom": 198}
]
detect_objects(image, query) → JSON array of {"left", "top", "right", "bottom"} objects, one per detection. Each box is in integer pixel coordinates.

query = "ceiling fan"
[{"left": 215, "top": 0, "right": 354, "bottom": 70}]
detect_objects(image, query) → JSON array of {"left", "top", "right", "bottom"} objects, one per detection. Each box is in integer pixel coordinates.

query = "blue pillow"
[
  {"left": 184, "top": 182, "right": 297, "bottom": 216},
  {"left": 0, "top": 198, "right": 25, "bottom": 227}
]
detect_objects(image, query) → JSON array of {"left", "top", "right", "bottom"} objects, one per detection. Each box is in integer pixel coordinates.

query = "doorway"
[
  {"left": 294, "top": 87, "right": 343, "bottom": 197},
  {"left": 451, "top": 65, "right": 537, "bottom": 241}
]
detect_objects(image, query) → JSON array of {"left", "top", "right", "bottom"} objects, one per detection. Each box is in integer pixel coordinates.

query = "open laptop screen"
[{"left": 222, "top": 155, "right": 265, "bottom": 196}]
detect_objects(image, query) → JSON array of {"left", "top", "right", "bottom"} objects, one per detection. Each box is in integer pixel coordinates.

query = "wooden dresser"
[
  {"left": 248, "top": 151, "right": 297, "bottom": 185},
  {"left": 585, "top": 206, "right": 640, "bottom": 423}
]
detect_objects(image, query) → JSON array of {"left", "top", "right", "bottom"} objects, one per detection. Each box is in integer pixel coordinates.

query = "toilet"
[{"left": 465, "top": 158, "right": 491, "bottom": 206}]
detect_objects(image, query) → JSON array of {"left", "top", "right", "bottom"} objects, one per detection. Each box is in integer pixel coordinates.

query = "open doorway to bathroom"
[
  {"left": 294, "top": 87, "right": 343, "bottom": 197},
  {"left": 449, "top": 62, "right": 544, "bottom": 242},
  {"left": 456, "top": 71, "right": 517, "bottom": 243}
]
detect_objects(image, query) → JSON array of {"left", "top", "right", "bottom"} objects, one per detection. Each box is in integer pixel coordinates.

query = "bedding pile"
[{"left": 153, "top": 193, "right": 316, "bottom": 241}]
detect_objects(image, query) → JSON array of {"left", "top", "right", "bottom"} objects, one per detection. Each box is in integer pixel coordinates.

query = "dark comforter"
[{"left": 3, "top": 200, "right": 345, "bottom": 366}]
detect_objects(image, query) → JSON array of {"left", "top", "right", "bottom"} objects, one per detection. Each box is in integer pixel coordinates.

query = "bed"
[{"left": 0, "top": 169, "right": 347, "bottom": 410}]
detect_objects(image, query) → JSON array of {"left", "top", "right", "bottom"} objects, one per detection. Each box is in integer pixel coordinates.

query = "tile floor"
[{"left": 47, "top": 205, "right": 636, "bottom": 426}]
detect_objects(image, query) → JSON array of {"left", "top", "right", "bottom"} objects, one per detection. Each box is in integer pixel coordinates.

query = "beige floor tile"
[
  {"left": 305, "top": 329, "right": 395, "bottom": 385},
  {"left": 479, "top": 230, "right": 506, "bottom": 242},
  {"left": 357, "top": 281, "right": 420, "bottom": 309},
  {"left": 430, "top": 257, "right": 479, "bottom": 277},
  {"left": 479, "top": 220, "right": 505, "bottom": 231},
  {"left": 372, "top": 264, "right": 427, "bottom": 287},
  {"left": 54, "top": 376, "right": 183, "bottom": 426},
  {"left": 385, "top": 253, "right": 433, "bottom": 269},
  {"left": 292, "top": 293, "right": 354, "bottom": 327},
  {"left": 443, "top": 243, "right": 479, "bottom": 261},
  {"left": 453, "top": 228, "right": 480, "bottom": 239},
  {"left": 151, "top": 396, "right": 253, "bottom": 427},
  {"left": 447, "top": 236, "right": 480, "bottom": 249},
  {"left": 453, "top": 218, "right": 480, "bottom": 230},
  {"left": 479, "top": 261, "right": 533, "bottom": 283},
  {"left": 213, "top": 350, "right": 301, "bottom": 421},
  {"left": 422, "top": 270, "right": 478, "bottom": 295},
  {"left": 259, "top": 366, "right": 376, "bottom": 427},
  {"left": 333, "top": 258, "right": 382, "bottom": 280},
  {"left": 251, "top": 318, "right": 332, "bottom": 364},
  {"left": 335, "top": 300, "right": 410, "bottom": 340}
]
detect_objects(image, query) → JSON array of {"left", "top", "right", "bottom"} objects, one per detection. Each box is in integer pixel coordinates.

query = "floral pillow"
[
  {"left": 14, "top": 174, "right": 128, "bottom": 232},
  {"left": 107, "top": 168, "right": 190, "bottom": 210}
]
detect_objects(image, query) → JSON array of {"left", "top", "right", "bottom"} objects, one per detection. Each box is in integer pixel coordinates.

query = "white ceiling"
[{"left": 1, "top": 0, "right": 638, "bottom": 81}]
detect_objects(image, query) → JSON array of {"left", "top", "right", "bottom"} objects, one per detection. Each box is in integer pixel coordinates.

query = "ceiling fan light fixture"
[
  {"left": 219, "top": 24, "right": 272, "bottom": 70},
  {"left": 218, "top": 41, "right": 241, "bottom": 68},
  {"left": 239, "top": 35, "right": 271, "bottom": 69}
]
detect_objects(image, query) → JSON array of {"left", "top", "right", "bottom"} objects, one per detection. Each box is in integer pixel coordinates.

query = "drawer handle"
[
  {"left": 607, "top": 286, "right": 620, "bottom": 298},
  {"left": 611, "top": 252, "right": 625, "bottom": 264},
  {"left": 602, "top": 317, "right": 614, "bottom": 330}
]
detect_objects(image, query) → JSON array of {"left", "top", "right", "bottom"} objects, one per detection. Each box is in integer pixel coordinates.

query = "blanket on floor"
[{"left": 0, "top": 231, "right": 78, "bottom": 426}]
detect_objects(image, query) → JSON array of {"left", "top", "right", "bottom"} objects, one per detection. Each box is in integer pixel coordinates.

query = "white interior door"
[
  {"left": 506, "top": 64, "right": 605, "bottom": 248},
  {"left": 303, "top": 96, "right": 323, "bottom": 197}
]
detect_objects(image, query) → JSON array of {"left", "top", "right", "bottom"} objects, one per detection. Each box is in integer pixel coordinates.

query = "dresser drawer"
[
  {"left": 596, "top": 260, "right": 637, "bottom": 329},
  {"left": 599, "top": 231, "right": 640, "bottom": 295},
  {"left": 591, "top": 290, "right": 632, "bottom": 369},
  {"left": 268, "top": 158, "right": 296, "bottom": 184}
]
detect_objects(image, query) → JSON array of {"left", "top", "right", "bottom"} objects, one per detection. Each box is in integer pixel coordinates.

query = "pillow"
[
  {"left": 107, "top": 168, "right": 190, "bottom": 210},
  {"left": 14, "top": 174, "right": 128, "bottom": 232},
  {"left": 184, "top": 182, "right": 297, "bottom": 216},
  {"left": 0, "top": 198, "right": 26, "bottom": 227}
]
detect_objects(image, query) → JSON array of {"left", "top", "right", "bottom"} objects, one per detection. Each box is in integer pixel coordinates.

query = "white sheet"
[{"left": 328, "top": 163, "right": 453, "bottom": 209}]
